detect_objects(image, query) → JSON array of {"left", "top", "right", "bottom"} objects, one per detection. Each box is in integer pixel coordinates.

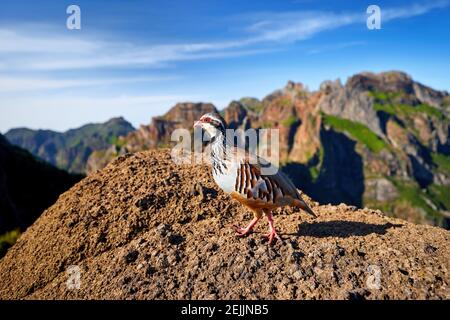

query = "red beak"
[{"left": 193, "top": 120, "right": 202, "bottom": 128}]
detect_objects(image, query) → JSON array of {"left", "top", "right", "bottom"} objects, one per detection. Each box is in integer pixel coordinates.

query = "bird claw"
[
  {"left": 262, "top": 230, "right": 281, "bottom": 245},
  {"left": 233, "top": 225, "right": 252, "bottom": 237}
]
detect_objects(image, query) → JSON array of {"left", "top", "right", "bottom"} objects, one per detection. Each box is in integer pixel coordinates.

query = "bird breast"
[{"left": 212, "top": 161, "right": 238, "bottom": 194}]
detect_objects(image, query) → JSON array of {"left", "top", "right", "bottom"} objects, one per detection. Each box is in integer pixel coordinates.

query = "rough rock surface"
[
  {"left": 365, "top": 178, "right": 398, "bottom": 202},
  {"left": 223, "top": 101, "right": 249, "bottom": 130},
  {"left": 0, "top": 149, "right": 448, "bottom": 300},
  {"left": 318, "top": 78, "right": 383, "bottom": 136}
]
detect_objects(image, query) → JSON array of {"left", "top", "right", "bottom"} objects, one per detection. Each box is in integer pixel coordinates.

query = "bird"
[{"left": 194, "top": 112, "right": 316, "bottom": 245}]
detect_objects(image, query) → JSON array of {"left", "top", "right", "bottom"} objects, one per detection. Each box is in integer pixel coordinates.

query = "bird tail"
[{"left": 293, "top": 198, "right": 317, "bottom": 218}]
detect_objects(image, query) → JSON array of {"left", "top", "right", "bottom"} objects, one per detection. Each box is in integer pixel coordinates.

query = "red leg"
[
  {"left": 263, "top": 212, "right": 281, "bottom": 245},
  {"left": 233, "top": 216, "right": 260, "bottom": 237}
]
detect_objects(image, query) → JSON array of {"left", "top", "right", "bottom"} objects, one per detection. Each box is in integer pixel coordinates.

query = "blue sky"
[{"left": 0, "top": 0, "right": 449, "bottom": 132}]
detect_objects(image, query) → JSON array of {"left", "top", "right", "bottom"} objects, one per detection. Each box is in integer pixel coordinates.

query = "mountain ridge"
[{"left": 5, "top": 117, "right": 135, "bottom": 174}]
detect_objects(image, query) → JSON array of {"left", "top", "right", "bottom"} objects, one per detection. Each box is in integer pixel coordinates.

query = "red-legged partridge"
[{"left": 194, "top": 112, "right": 316, "bottom": 244}]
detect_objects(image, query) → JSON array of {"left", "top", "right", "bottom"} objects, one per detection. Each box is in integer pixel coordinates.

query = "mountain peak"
[
  {"left": 285, "top": 80, "right": 306, "bottom": 93},
  {"left": 161, "top": 102, "right": 217, "bottom": 123},
  {"left": 105, "top": 116, "right": 132, "bottom": 125},
  {"left": 346, "top": 70, "right": 414, "bottom": 93}
]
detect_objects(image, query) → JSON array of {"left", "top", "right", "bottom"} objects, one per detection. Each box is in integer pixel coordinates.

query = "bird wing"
[
  {"left": 231, "top": 148, "right": 299, "bottom": 202},
  {"left": 229, "top": 147, "right": 316, "bottom": 216}
]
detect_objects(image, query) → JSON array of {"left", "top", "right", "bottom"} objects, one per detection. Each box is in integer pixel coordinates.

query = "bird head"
[{"left": 194, "top": 113, "right": 227, "bottom": 139}]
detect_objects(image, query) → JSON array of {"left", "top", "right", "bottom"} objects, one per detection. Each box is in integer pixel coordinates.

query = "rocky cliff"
[{"left": 0, "top": 149, "right": 448, "bottom": 300}]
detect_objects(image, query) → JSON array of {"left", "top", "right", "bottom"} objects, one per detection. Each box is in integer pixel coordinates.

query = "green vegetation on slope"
[
  {"left": 278, "top": 97, "right": 292, "bottom": 108},
  {"left": 367, "top": 177, "right": 446, "bottom": 227},
  {"left": 0, "top": 229, "right": 21, "bottom": 258},
  {"left": 259, "top": 121, "right": 272, "bottom": 129},
  {"left": 395, "top": 182, "right": 433, "bottom": 214},
  {"left": 432, "top": 152, "right": 450, "bottom": 175},
  {"left": 427, "top": 185, "right": 450, "bottom": 212},
  {"left": 365, "top": 90, "right": 449, "bottom": 227},
  {"left": 374, "top": 103, "right": 447, "bottom": 120},
  {"left": 369, "top": 91, "right": 447, "bottom": 121},
  {"left": 368, "top": 91, "right": 400, "bottom": 102},
  {"left": 322, "top": 114, "right": 388, "bottom": 153},
  {"left": 394, "top": 179, "right": 445, "bottom": 225},
  {"left": 308, "top": 166, "right": 319, "bottom": 181},
  {"left": 281, "top": 115, "right": 298, "bottom": 127},
  {"left": 239, "top": 97, "right": 264, "bottom": 113},
  {"left": 308, "top": 146, "right": 324, "bottom": 181},
  {"left": 109, "top": 136, "right": 126, "bottom": 149}
]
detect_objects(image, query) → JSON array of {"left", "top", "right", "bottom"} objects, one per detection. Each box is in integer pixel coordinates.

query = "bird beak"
[{"left": 193, "top": 120, "right": 202, "bottom": 128}]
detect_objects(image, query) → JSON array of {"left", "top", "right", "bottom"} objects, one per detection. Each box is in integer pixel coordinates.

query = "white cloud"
[
  {"left": 0, "top": 75, "right": 178, "bottom": 92},
  {"left": 382, "top": 0, "right": 449, "bottom": 20},
  {"left": 244, "top": 11, "right": 361, "bottom": 43},
  {"left": 0, "top": 2, "right": 446, "bottom": 73},
  {"left": 0, "top": 29, "right": 100, "bottom": 53},
  {"left": 241, "top": 1, "right": 448, "bottom": 43},
  {"left": 0, "top": 30, "right": 266, "bottom": 71},
  {"left": 20, "top": 46, "right": 275, "bottom": 71}
]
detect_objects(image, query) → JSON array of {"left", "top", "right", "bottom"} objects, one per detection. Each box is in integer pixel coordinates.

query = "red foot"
[
  {"left": 263, "top": 213, "right": 281, "bottom": 245},
  {"left": 233, "top": 225, "right": 253, "bottom": 237},
  {"left": 262, "top": 230, "right": 281, "bottom": 245},
  {"left": 232, "top": 216, "right": 260, "bottom": 237}
]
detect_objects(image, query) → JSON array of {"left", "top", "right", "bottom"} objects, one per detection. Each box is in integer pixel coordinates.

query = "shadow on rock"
[{"left": 293, "top": 220, "right": 403, "bottom": 238}]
